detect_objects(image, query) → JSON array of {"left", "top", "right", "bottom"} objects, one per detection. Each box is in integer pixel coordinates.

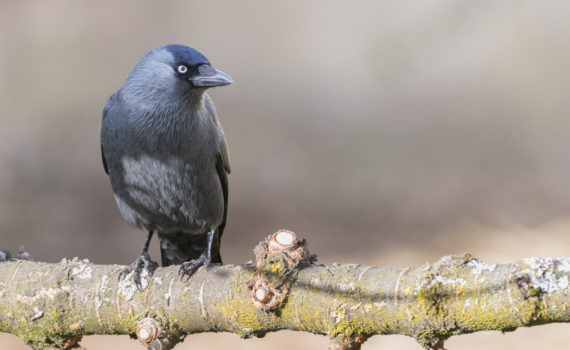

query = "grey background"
[{"left": 1, "top": 1, "right": 569, "bottom": 349}]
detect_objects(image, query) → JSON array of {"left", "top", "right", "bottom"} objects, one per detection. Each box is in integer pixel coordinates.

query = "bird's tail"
[{"left": 158, "top": 231, "right": 222, "bottom": 266}]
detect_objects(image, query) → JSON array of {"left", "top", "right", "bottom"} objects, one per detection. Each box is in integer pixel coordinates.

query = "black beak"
[{"left": 191, "top": 64, "right": 233, "bottom": 87}]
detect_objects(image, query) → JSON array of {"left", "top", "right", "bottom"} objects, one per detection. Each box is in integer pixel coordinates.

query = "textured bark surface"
[{"left": 0, "top": 254, "right": 569, "bottom": 350}]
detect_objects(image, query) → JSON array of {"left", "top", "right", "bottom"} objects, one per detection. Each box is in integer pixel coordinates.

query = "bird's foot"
[
  {"left": 119, "top": 251, "right": 158, "bottom": 291},
  {"left": 178, "top": 252, "right": 212, "bottom": 280}
]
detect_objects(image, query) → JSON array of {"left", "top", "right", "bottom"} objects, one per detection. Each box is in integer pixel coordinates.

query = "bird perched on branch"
[{"left": 100, "top": 44, "right": 232, "bottom": 289}]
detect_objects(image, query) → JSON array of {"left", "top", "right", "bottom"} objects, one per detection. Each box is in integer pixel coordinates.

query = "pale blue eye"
[{"left": 177, "top": 65, "right": 188, "bottom": 74}]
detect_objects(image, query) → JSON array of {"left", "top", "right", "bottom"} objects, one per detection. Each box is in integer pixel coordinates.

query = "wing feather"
[{"left": 100, "top": 92, "right": 119, "bottom": 175}]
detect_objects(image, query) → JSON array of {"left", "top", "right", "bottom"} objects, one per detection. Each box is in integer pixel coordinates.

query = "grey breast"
[{"left": 102, "top": 92, "right": 224, "bottom": 234}]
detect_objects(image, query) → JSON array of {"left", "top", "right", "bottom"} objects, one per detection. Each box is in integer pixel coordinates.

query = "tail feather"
[{"left": 158, "top": 231, "right": 222, "bottom": 266}]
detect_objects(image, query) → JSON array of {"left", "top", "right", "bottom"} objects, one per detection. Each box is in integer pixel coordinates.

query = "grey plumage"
[{"left": 100, "top": 45, "right": 232, "bottom": 285}]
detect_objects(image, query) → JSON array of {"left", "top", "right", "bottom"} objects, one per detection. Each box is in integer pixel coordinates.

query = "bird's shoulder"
[{"left": 102, "top": 91, "right": 120, "bottom": 120}]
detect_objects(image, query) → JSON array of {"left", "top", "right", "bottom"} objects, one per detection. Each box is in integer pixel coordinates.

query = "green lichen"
[{"left": 528, "top": 287, "right": 542, "bottom": 298}]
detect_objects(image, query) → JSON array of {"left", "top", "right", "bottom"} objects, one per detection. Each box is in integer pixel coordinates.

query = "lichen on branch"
[{"left": 0, "top": 234, "right": 569, "bottom": 350}]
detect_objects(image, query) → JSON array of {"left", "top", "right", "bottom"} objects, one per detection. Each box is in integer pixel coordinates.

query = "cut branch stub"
[
  {"left": 135, "top": 317, "right": 182, "bottom": 350},
  {"left": 136, "top": 318, "right": 160, "bottom": 346},
  {"left": 248, "top": 229, "right": 315, "bottom": 311},
  {"left": 329, "top": 333, "right": 367, "bottom": 350},
  {"left": 249, "top": 278, "right": 289, "bottom": 311},
  {"left": 63, "top": 335, "right": 84, "bottom": 350}
]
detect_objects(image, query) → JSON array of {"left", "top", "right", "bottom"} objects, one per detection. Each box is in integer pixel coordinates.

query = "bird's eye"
[{"left": 176, "top": 65, "right": 188, "bottom": 74}]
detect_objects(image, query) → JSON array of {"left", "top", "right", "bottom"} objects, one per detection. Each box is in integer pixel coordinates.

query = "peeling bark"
[{"left": 0, "top": 254, "right": 569, "bottom": 349}]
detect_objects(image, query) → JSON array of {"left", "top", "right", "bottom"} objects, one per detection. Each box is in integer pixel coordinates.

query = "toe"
[
  {"left": 178, "top": 254, "right": 210, "bottom": 279},
  {"left": 118, "top": 254, "right": 158, "bottom": 291},
  {"left": 118, "top": 267, "right": 131, "bottom": 281}
]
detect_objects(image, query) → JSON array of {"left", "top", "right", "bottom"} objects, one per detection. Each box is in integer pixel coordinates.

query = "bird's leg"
[
  {"left": 119, "top": 231, "right": 159, "bottom": 291},
  {"left": 179, "top": 229, "right": 215, "bottom": 279}
]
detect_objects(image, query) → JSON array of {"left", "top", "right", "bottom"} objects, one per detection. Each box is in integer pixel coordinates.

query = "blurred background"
[{"left": 1, "top": 1, "right": 570, "bottom": 349}]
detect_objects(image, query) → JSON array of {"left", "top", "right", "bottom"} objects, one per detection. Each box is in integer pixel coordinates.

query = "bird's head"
[{"left": 122, "top": 44, "right": 233, "bottom": 103}]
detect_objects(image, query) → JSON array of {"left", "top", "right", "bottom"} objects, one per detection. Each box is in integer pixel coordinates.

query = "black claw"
[
  {"left": 179, "top": 253, "right": 210, "bottom": 280},
  {"left": 119, "top": 251, "right": 158, "bottom": 291}
]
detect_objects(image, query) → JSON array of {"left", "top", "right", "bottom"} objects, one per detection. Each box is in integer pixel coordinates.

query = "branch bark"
[{"left": 0, "top": 238, "right": 569, "bottom": 350}]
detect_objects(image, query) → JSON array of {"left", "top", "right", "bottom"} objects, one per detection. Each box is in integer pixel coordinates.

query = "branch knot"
[{"left": 248, "top": 229, "right": 315, "bottom": 311}]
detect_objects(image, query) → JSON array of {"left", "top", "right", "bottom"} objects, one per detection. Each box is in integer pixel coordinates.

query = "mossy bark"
[{"left": 0, "top": 254, "right": 569, "bottom": 349}]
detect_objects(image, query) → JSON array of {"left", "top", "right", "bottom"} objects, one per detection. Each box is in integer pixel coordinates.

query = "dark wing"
[
  {"left": 204, "top": 95, "right": 231, "bottom": 232},
  {"left": 101, "top": 145, "right": 109, "bottom": 174},
  {"left": 204, "top": 95, "right": 230, "bottom": 263},
  {"left": 216, "top": 137, "right": 230, "bottom": 235},
  {"left": 100, "top": 92, "right": 119, "bottom": 175}
]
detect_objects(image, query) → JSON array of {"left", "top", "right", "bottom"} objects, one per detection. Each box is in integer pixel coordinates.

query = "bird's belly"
[{"left": 112, "top": 154, "right": 223, "bottom": 233}]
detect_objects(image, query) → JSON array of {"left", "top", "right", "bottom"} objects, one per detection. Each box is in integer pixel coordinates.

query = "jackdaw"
[{"left": 100, "top": 44, "right": 232, "bottom": 288}]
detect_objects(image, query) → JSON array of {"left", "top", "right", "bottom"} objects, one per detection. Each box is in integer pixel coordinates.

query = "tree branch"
[{"left": 0, "top": 232, "right": 569, "bottom": 350}]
